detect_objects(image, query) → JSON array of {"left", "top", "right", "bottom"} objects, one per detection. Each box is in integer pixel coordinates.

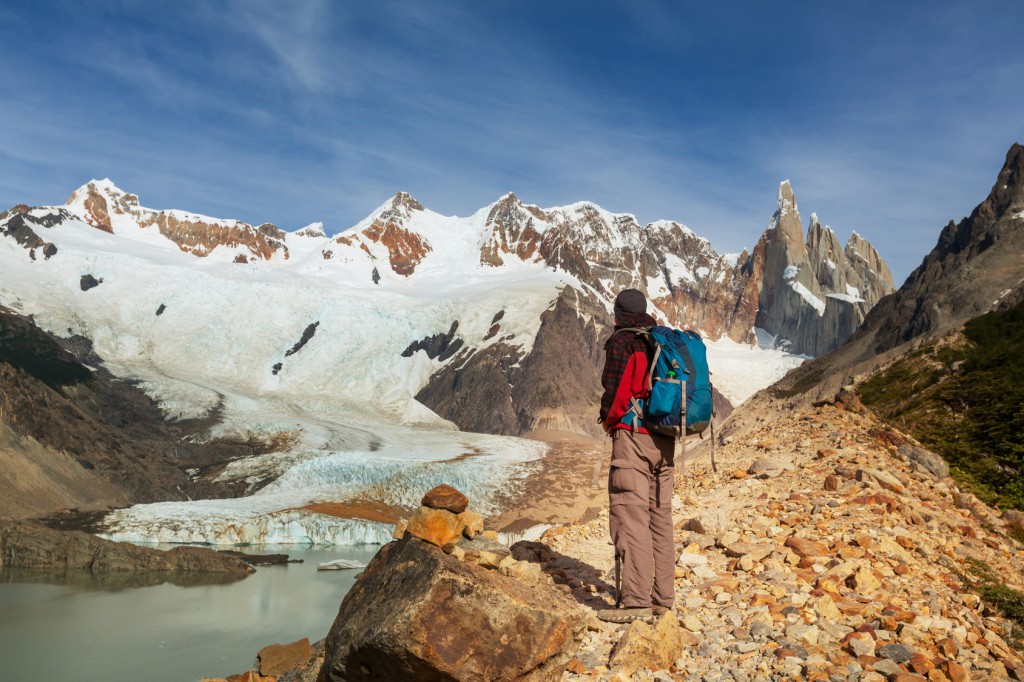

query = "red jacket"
[{"left": 600, "top": 312, "right": 657, "bottom": 435}]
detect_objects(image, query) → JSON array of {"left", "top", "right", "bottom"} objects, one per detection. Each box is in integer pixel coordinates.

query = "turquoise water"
[{"left": 0, "top": 544, "right": 380, "bottom": 682}]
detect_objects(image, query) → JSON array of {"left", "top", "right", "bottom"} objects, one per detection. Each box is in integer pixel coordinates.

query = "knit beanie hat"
[{"left": 613, "top": 288, "right": 646, "bottom": 320}]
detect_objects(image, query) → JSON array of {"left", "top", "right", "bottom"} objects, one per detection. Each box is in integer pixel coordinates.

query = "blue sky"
[{"left": 1, "top": 1, "right": 1022, "bottom": 284}]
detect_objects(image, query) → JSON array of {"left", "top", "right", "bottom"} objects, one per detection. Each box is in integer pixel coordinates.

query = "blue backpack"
[{"left": 617, "top": 326, "right": 714, "bottom": 440}]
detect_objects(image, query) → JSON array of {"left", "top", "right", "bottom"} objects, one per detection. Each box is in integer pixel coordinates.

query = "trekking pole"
[
  {"left": 710, "top": 418, "right": 717, "bottom": 473},
  {"left": 614, "top": 552, "right": 622, "bottom": 608}
]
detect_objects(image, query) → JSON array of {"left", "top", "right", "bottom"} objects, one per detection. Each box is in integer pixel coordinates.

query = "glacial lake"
[{"left": 0, "top": 544, "right": 380, "bottom": 682}]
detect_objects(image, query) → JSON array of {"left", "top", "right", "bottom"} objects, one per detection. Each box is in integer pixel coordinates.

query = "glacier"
[{"left": 0, "top": 187, "right": 811, "bottom": 546}]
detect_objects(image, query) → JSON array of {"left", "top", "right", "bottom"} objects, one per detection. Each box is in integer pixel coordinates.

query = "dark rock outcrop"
[
  {"left": 0, "top": 521, "right": 254, "bottom": 575},
  {"left": 402, "top": 321, "right": 461, "bottom": 360},
  {"left": 321, "top": 535, "right": 585, "bottom": 681},
  {"left": 285, "top": 321, "right": 320, "bottom": 357},
  {"left": 0, "top": 306, "right": 290, "bottom": 517}
]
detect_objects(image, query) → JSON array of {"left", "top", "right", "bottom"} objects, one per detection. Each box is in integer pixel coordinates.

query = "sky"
[{"left": 1, "top": 1, "right": 1022, "bottom": 285}]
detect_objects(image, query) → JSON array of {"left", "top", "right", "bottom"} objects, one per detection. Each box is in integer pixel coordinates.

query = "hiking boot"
[
  {"left": 596, "top": 607, "right": 654, "bottom": 624},
  {"left": 652, "top": 605, "right": 673, "bottom": 616}
]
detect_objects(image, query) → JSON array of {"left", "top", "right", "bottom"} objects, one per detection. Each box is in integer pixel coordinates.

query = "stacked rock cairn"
[{"left": 394, "top": 484, "right": 543, "bottom": 585}]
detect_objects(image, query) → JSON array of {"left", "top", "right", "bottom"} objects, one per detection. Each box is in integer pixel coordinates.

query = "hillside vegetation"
[{"left": 858, "top": 298, "right": 1024, "bottom": 510}]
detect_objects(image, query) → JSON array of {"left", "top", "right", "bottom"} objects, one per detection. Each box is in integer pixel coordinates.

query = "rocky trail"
[{"left": 538, "top": 401, "right": 1024, "bottom": 681}]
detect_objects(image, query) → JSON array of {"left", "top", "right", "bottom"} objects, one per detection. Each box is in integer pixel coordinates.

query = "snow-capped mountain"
[
  {"left": 0, "top": 179, "right": 892, "bottom": 544},
  {"left": 1, "top": 178, "right": 892, "bottom": 436}
]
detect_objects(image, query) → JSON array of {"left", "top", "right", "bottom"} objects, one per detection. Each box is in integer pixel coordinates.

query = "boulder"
[
  {"left": 256, "top": 638, "right": 313, "bottom": 677},
  {"left": 608, "top": 612, "right": 689, "bottom": 676},
  {"left": 685, "top": 509, "right": 730, "bottom": 536},
  {"left": 748, "top": 458, "right": 782, "bottom": 476},
  {"left": 422, "top": 484, "right": 470, "bottom": 514},
  {"left": 321, "top": 536, "right": 585, "bottom": 681},
  {"left": 405, "top": 505, "right": 465, "bottom": 548},
  {"left": 896, "top": 444, "right": 949, "bottom": 479},
  {"left": 855, "top": 467, "right": 905, "bottom": 493}
]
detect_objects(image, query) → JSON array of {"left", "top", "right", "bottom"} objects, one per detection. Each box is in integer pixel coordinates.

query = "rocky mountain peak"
[
  {"left": 66, "top": 179, "right": 138, "bottom": 233},
  {"left": 480, "top": 193, "right": 544, "bottom": 267},
  {"left": 776, "top": 179, "right": 798, "bottom": 216},
  {"left": 389, "top": 191, "right": 424, "bottom": 213},
  {"left": 293, "top": 222, "right": 327, "bottom": 238},
  {"left": 989, "top": 142, "right": 1024, "bottom": 213}
]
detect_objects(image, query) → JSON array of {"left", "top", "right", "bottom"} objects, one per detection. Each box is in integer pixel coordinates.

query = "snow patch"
[
  {"left": 663, "top": 254, "right": 696, "bottom": 284},
  {"left": 705, "top": 333, "right": 808, "bottom": 405},
  {"left": 789, "top": 281, "right": 826, "bottom": 315}
]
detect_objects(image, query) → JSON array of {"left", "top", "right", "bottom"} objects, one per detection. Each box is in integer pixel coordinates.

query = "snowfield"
[{"left": 0, "top": 186, "right": 808, "bottom": 544}]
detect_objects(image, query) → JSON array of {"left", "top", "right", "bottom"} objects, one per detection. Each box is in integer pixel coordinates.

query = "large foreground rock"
[
  {"left": 321, "top": 535, "right": 586, "bottom": 681},
  {"left": 0, "top": 521, "right": 254, "bottom": 575}
]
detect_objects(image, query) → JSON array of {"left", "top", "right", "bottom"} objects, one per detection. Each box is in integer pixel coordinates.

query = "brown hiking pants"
[{"left": 608, "top": 429, "right": 675, "bottom": 609}]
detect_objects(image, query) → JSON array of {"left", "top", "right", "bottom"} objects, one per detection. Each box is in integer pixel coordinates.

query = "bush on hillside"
[{"left": 858, "top": 299, "right": 1024, "bottom": 510}]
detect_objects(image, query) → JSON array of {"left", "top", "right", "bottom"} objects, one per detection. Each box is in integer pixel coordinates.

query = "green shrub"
[{"left": 858, "top": 299, "right": 1024, "bottom": 510}]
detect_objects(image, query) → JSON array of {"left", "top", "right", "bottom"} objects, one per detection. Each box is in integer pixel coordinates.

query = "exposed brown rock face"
[
  {"left": 479, "top": 193, "right": 545, "bottom": 266},
  {"left": 326, "top": 191, "right": 431, "bottom": 276},
  {"left": 320, "top": 535, "right": 585, "bottom": 681},
  {"left": 66, "top": 181, "right": 289, "bottom": 261},
  {"left": 81, "top": 190, "right": 114, "bottom": 233}
]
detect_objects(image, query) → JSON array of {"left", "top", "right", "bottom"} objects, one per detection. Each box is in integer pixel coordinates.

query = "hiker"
[{"left": 597, "top": 288, "right": 676, "bottom": 623}]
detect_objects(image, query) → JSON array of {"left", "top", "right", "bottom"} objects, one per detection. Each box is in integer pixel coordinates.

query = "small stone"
[
  {"left": 848, "top": 565, "right": 882, "bottom": 593},
  {"left": 457, "top": 510, "right": 484, "bottom": 539},
  {"left": 501, "top": 559, "right": 541, "bottom": 585},
  {"left": 870, "top": 659, "right": 902, "bottom": 677},
  {"left": 421, "top": 484, "right": 469, "bottom": 513},
  {"left": 786, "top": 623, "right": 819, "bottom": 645},
  {"left": 941, "top": 660, "right": 968, "bottom": 682},
  {"left": 481, "top": 530, "right": 499, "bottom": 541},
  {"left": 907, "top": 654, "right": 934, "bottom": 675},
  {"left": 784, "top": 536, "right": 830, "bottom": 558},
  {"left": 847, "top": 633, "right": 875, "bottom": 657},
  {"left": 877, "top": 642, "right": 914, "bottom": 663},
  {"left": 477, "top": 550, "right": 505, "bottom": 570},
  {"left": 737, "top": 555, "right": 754, "bottom": 572},
  {"left": 682, "top": 615, "right": 702, "bottom": 632},
  {"left": 824, "top": 475, "right": 840, "bottom": 491},
  {"left": 405, "top": 506, "right": 465, "bottom": 547},
  {"left": 392, "top": 519, "right": 408, "bottom": 540}
]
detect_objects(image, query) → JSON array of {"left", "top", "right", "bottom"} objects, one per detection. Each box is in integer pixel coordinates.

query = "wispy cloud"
[{"left": 2, "top": 2, "right": 1023, "bottom": 284}]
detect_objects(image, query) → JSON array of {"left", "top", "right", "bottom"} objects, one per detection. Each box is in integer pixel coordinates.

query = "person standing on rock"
[{"left": 597, "top": 288, "right": 675, "bottom": 623}]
